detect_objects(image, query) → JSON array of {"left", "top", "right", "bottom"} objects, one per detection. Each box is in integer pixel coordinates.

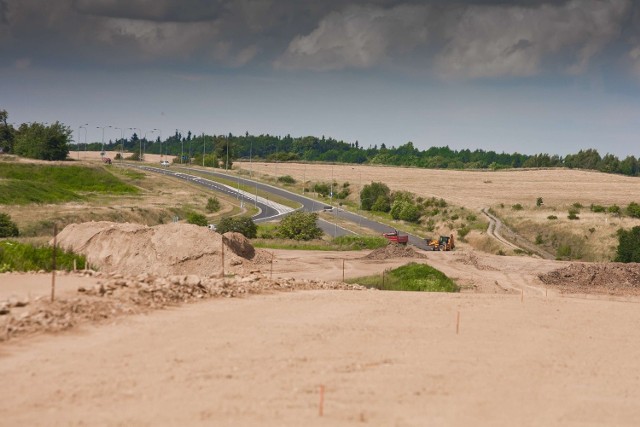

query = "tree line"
[{"left": 1, "top": 109, "right": 639, "bottom": 177}]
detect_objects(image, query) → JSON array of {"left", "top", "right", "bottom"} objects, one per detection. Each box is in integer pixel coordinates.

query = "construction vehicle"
[
  {"left": 426, "top": 234, "right": 455, "bottom": 251},
  {"left": 382, "top": 229, "right": 409, "bottom": 245}
]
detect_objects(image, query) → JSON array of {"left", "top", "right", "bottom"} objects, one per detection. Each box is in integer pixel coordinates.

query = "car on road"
[{"left": 160, "top": 160, "right": 170, "bottom": 167}]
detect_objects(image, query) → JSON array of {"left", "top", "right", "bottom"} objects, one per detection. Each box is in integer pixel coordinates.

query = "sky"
[{"left": 2, "top": 0, "right": 640, "bottom": 157}]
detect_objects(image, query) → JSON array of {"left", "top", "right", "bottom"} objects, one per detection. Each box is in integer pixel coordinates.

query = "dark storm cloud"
[{"left": 0, "top": 0, "right": 638, "bottom": 77}]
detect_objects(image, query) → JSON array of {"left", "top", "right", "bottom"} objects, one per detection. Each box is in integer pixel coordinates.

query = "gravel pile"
[
  {"left": 0, "top": 270, "right": 366, "bottom": 342},
  {"left": 363, "top": 244, "right": 426, "bottom": 260},
  {"left": 538, "top": 263, "right": 640, "bottom": 296}
]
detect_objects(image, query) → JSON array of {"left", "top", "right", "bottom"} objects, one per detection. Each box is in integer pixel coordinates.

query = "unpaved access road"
[{"left": 2, "top": 249, "right": 640, "bottom": 425}]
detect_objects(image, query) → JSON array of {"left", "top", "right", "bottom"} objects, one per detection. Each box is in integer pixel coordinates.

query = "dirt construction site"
[{"left": 2, "top": 158, "right": 640, "bottom": 425}]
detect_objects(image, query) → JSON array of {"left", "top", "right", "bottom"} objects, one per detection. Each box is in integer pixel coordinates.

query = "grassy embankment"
[
  {"left": 0, "top": 240, "right": 85, "bottom": 273},
  {"left": 348, "top": 262, "right": 459, "bottom": 292}
]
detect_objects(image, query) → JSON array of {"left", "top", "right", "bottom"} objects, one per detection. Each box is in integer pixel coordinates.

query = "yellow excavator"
[{"left": 426, "top": 234, "right": 455, "bottom": 251}]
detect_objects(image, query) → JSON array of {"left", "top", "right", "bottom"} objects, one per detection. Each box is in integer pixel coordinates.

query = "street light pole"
[
  {"left": 96, "top": 125, "right": 111, "bottom": 157},
  {"left": 144, "top": 129, "right": 159, "bottom": 162},
  {"left": 202, "top": 133, "right": 206, "bottom": 167},
  {"left": 176, "top": 129, "right": 185, "bottom": 164},
  {"left": 114, "top": 127, "right": 125, "bottom": 163},
  {"left": 77, "top": 123, "right": 87, "bottom": 159}
]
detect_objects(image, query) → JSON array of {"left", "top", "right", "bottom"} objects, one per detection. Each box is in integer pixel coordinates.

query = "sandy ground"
[{"left": 3, "top": 248, "right": 640, "bottom": 425}]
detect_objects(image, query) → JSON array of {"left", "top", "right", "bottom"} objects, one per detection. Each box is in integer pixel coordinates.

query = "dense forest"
[{"left": 93, "top": 131, "right": 639, "bottom": 177}]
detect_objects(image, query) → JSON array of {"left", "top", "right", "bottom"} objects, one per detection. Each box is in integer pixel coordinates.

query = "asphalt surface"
[
  {"left": 126, "top": 163, "right": 432, "bottom": 247},
  {"left": 172, "top": 166, "right": 432, "bottom": 249}
]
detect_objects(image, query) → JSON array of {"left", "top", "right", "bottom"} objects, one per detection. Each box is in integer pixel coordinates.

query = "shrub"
[
  {"left": 568, "top": 207, "right": 580, "bottom": 219},
  {"left": 277, "top": 175, "right": 296, "bottom": 184},
  {"left": 186, "top": 212, "right": 208, "bottom": 227},
  {"left": 535, "top": 233, "right": 544, "bottom": 244},
  {"left": 276, "top": 211, "right": 323, "bottom": 241},
  {"left": 361, "top": 182, "right": 391, "bottom": 211},
  {"left": 0, "top": 212, "right": 19, "bottom": 237},
  {"left": 512, "top": 203, "right": 523, "bottom": 211},
  {"left": 608, "top": 204, "right": 621, "bottom": 215},
  {"left": 572, "top": 202, "right": 583, "bottom": 209},
  {"left": 590, "top": 204, "right": 606, "bottom": 213},
  {"left": 206, "top": 196, "right": 221, "bottom": 213},
  {"left": 313, "top": 182, "right": 331, "bottom": 197},
  {"left": 547, "top": 215, "right": 558, "bottom": 220},
  {"left": 466, "top": 214, "right": 477, "bottom": 222},
  {"left": 457, "top": 226, "right": 470, "bottom": 241},
  {"left": 615, "top": 226, "right": 640, "bottom": 263},
  {"left": 625, "top": 202, "right": 640, "bottom": 218},
  {"left": 556, "top": 244, "right": 573, "bottom": 259},
  {"left": 216, "top": 216, "right": 257, "bottom": 238},
  {"left": 371, "top": 195, "right": 391, "bottom": 212},
  {"left": 536, "top": 197, "right": 544, "bottom": 207}
]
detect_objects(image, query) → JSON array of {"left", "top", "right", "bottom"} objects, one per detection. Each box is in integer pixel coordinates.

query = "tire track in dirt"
[{"left": 481, "top": 208, "right": 555, "bottom": 260}]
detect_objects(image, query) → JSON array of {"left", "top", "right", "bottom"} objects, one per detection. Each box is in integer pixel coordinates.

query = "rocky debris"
[
  {"left": 363, "top": 244, "right": 426, "bottom": 260},
  {"left": 539, "top": 263, "right": 640, "bottom": 296},
  {"left": 53, "top": 221, "right": 270, "bottom": 276},
  {"left": 455, "top": 252, "right": 497, "bottom": 271},
  {"left": 0, "top": 271, "right": 366, "bottom": 342}
]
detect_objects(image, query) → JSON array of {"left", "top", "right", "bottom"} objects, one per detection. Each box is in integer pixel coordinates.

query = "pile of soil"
[
  {"left": 55, "top": 222, "right": 267, "bottom": 276},
  {"left": 0, "top": 270, "right": 366, "bottom": 342},
  {"left": 539, "top": 263, "right": 640, "bottom": 296},
  {"left": 363, "top": 244, "right": 426, "bottom": 260}
]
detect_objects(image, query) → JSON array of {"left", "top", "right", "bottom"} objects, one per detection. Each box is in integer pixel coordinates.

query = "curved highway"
[
  {"left": 172, "top": 166, "right": 431, "bottom": 249},
  {"left": 129, "top": 164, "right": 355, "bottom": 237}
]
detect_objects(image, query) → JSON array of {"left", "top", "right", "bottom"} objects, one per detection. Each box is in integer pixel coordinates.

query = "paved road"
[
  {"left": 174, "top": 166, "right": 432, "bottom": 249},
  {"left": 129, "top": 165, "right": 353, "bottom": 237}
]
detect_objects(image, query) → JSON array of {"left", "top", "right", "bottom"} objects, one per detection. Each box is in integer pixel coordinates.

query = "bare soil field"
[
  {"left": 3, "top": 158, "right": 640, "bottom": 425},
  {"left": 3, "top": 221, "right": 640, "bottom": 425}
]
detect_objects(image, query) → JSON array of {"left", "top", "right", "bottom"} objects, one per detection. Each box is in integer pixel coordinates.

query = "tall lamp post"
[
  {"left": 144, "top": 128, "right": 159, "bottom": 162},
  {"left": 77, "top": 123, "right": 88, "bottom": 159},
  {"left": 114, "top": 127, "right": 125, "bottom": 163},
  {"left": 96, "top": 125, "right": 112, "bottom": 157},
  {"left": 176, "top": 129, "right": 185, "bottom": 164}
]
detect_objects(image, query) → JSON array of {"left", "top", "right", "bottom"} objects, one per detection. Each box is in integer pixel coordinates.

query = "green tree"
[
  {"left": 361, "top": 182, "right": 391, "bottom": 211},
  {"left": 615, "top": 226, "right": 640, "bottom": 263},
  {"left": 276, "top": 211, "right": 323, "bottom": 241},
  {"left": 0, "top": 213, "right": 19, "bottom": 237},
  {"left": 0, "top": 109, "right": 16, "bottom": 154},
  {"left": 187, "top": 212, "right": 208, "bottom": 227},
  {"left": 206, "top": 196, "right": 221, "bottom": 213},
  {"left": 14, "top": 121, "right": 71, "bottom": 160},
  {"left": 390, "top": 199, "right": 421, "bottom": 222},
  {"left": 216, "top": 216, "right": 257, "bottom": 238}
]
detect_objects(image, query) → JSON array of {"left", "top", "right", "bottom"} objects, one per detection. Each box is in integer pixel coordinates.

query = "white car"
[{"left": 160, "top": 160, "right": 170, "bottom": 166}]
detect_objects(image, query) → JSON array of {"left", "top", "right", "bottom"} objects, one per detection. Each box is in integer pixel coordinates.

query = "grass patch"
[
  {"left": 347, "top": 262, "right": 459, "bottom": 292},
  {"left": 253, "top": 235, "right": 388, "bottom": 251},
  {"left": 0, "top": 163, "right": 139, "bottom": 205},
  {"left": 0, "top": 240, "right": 86, "bottom": 272}
]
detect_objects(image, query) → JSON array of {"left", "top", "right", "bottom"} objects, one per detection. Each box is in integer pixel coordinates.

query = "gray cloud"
[
  {"left": 436, "top": 0, "right": 631, "bottom": 78},
  {"left": 0, "top": 0, "right": 637, "bottom": 78}
]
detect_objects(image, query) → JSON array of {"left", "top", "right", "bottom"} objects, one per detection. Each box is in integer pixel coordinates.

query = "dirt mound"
[
  {"left": 539, "top": 263, "right": 640, "bottom": 296},
  {"left": 223, "top": 232, "right": 255, "bottom": 259},
  {"left": 0, "top": 270, "right": 367, "bottom": 342},
  {"left": 363, "top": 244, "right": 426, "bottom": 260},
  {"left": 55, "top": 221, "right": 265, "bottom": 276}
]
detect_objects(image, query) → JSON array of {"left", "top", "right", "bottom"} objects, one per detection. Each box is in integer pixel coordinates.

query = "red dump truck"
[{"left": 382, "top": 229, "right": 409, "bottom": 245}]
